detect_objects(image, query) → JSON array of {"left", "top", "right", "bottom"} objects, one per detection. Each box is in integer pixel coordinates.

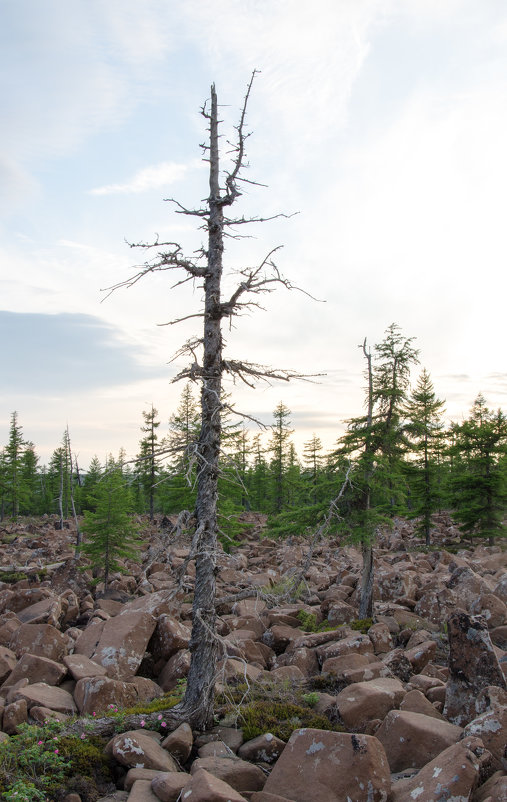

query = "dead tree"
[{"left": 105, "top": 73, "right": 307, "bottom": 730}]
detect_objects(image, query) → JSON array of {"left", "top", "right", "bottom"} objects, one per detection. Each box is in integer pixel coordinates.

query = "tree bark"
[{"left": 176, "top": 85, "right": 222, "bottom": 730}]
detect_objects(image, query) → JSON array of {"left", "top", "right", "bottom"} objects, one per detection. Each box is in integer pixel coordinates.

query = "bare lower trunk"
[
  {"left": 177, "top": 85, "right": 223, "bottom": 731},
  {"left": 359, "top": 540, "right": 374, "bottom": 619}
]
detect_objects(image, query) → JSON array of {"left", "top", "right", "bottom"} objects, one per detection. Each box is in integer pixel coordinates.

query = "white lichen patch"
[
  {"left": 306, "top": 740, "right": 325, "bottom": 755},
  {"left": 432, "top": 766, "right": 442, "bottom": 777},
  {"left": 410, "top": 787, "right": 424, "bottom": 799}
]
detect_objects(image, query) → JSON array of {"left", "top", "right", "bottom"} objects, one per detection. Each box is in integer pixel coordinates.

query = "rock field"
[{"left": 0, "top": 513, "right": 505, "bottom": 801}]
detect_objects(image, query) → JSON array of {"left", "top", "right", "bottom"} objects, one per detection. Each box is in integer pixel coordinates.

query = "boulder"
[
  {"left": 124, "top": 779, "right": 159, "bottom": 801},
  {"left": 463, "top": 706, "right": 507, "bottom": 771},
  {"left": 4, "top": 653, "right": 66, "bottom": 688},
  {"left": 161, "top": 721, "right": 193, "bottom": 764},
  {"left": 63, "top": 653, "right": 108, "bottom": 681},
  {"left": 375, "top": 709, "right": 463, "bottom": 771},
  {"left": 0, "top": 645, "right": 17, "bottom": 683},
  {"left": 335, "top": 677, "right": 405, "bottom": 730},
  {"left": 181, "top": 768, "right": 248, "bottom": 801},
  {"left": 149, "top": 615, "right": 191, "bottom": 663},
  {"left": 110, "top": 729, "right": 180, "bottom": 772},
  {"left": 389, "top": 736, "right": 491, "bottom": 801},
  {"left": 74, "top": 675, "right": 138, "bottom": 715},
  {"left": 158, "top": 650, "right": 191, "bottom": 692},
  {"left": 9, "top": 623, "right": 68, "bottom": 662},
  {"left": 90, "top": 611, "right": 157, "bottom": 680},
  {"left": 443, "top": 611, "right": 506, "bottom": 726},
  {"left": 190, "top": 755, "right": 265, "bottom": 793},
  {"left": 238, "top": 733, "right": 286, "bottom": 764},
  {"left": 16, "top": 682, "right": 76, "bottom": 715},
  {"left": 262, "top": 728, "right": 390, "bottom": 802},
  {"left": 150, "top": 772, "right": 190, "bottom": 801}
]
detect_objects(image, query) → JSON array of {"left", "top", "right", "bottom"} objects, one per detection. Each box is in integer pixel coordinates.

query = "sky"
[{"left": 1, "top": 0, "right": 507, "bottom": 468}]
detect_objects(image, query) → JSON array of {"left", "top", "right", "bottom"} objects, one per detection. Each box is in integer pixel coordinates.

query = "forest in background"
[{"left": 1, "top": 324, "right": 506, "bottom": 549}]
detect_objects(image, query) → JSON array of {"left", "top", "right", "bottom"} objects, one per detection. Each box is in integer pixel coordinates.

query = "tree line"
[{"left": 1, "top": 324, "right": 506, "bottom": 548}]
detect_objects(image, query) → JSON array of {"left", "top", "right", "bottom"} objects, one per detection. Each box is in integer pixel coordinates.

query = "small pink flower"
[
  {"left": 54, "top": 748, "right": 59, "bottom": 754},
  {"left": 161, "top": 722, "right": 167, "bottom": 728},
  {"left": 92, "top": 712, "right": 96, "bottom": 717},
  {"left": 140, "top": 720, "right": 145, "bottom": 727},
  {"left": 37, "top": 740, "right": 43, "bottom": 745},
  {"left": 80, "top": 733, "right": 86, "bottom": 740},
  {"left": 157, "top": 714, "right": 163, "bottom": 720}
]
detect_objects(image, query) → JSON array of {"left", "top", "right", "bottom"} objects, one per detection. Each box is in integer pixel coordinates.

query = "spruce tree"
[
  {"left": 3, "top": 411, "right": 26, "bottom": 517},
  {"left": 164, "top": 383, "right": 200, "bottom": 512},
  {"left": 449, "top": 395, "right": 507, "bottom": 545},
  {"left": 82, "top": 460, "right": 140, "bottom": 592},
  {"left": 268, "top": 402, "right": 293, "bottom": 513},
  {"left": 136, "top": 405, "right": 162, "bottom": 520},
  {"left": 405, "top": 368, "right": 445, "bottom": 544}
]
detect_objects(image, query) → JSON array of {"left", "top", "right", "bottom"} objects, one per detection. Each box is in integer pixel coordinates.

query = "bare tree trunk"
[
  {"left": 67, "top": 428, "right": 82, "bottom": 557},
  {"left": 359, "top": 537, "right": 374, "bottom": 619},
  {"left": 176, "top": 85, "right": 223, "bottom": 730},
  {"left": 58, "top": 453, "right": 64, "bottom": 530},
  {"left": 359, "top": 339, "right": 375, "bottom": 620}
]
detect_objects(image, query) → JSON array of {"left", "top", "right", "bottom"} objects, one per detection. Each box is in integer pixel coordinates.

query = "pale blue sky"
[{"left": 1, "top": 1, "right": 506, "bottom": 465}]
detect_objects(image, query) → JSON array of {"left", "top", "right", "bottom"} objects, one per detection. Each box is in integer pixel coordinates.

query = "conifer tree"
[
  {"left": 303, "top": 434, "right": 324, "bottom": 504},
  {"left": 3, "top": 411, "right": 26, "bottom": 517},
  {"left": 268, "top": 402, "right": 293, "bottom": 513},
  {"left": 82, "top": 460, "right": 140, "bottom": 592},
  {"left": 449, "top": 395, "right": 507, "bottom": 545},
  {"left": 136, "top": 405, "right": 162, "bottom": 520},
  {"left": 405, "top": 368, "right": 445, "bottom": 544},
  {"left": 164, "top": 383, "right": 200, "bottom": 512}
]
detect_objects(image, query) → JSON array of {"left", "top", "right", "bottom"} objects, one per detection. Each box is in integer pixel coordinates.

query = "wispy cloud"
[{"left": 89, "top": 159, "right": 202, "bottom": 196}]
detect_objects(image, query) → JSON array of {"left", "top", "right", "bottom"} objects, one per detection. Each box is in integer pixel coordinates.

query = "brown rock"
[
  {"left": 150, "top": 772, "right": 190, "bottom": 801},
  {"left": 262, "top": 625, "right": 303, "bottom": 655},
  {"left": 238, "top": 733, "right": 286, "bottom": 764},
  {"left": 73, "top": 618, "right": 106, "bottom": 658},
  {"left": 321, "top": 651, "right": 375, "bottom": 678},
  {"left": 158, "top": 650, "right": 191, "bottom": 692},
  {"left": 376, "top": 709, "right": 463, "bottom": 772},
  {"left": 381, "top": 648, "right": 413, "bottom": 682},
  {"left": 335, "top": 677, "right": 405, "bottom": 730},
  {"left": 317, "top": 632, "right": 374, "bottom": 663},
  {"left": 111, "top": 729, "right": 180, "bottom": 771},
  {"left": 389, "top": 736, "right": 491, "bottom": 801},
  {"left": 368, "top": 622, "right": 394, "bottom": 654},
  {"left": 63, "top": 653, "right": 108, "bottom": 681},
  {"left": 262, "top": 728, "right": 390, "bottom": 802},
  {"left": 16, "top": 682, "right": 76, "bottom": 714},
  {"left": 463, "top": 706, "right": 507, "bottom": 771},
  {"left": 161, "top": 722, "right": 193, "bottom": 763},
  {"left": 341, "top": 661, "right": 393, "bottom": 684},
  {"left": 4, "top": 653, "right": 67, "bottom": 688},
  {"left": 473, "top": 770, "right": 507, "bottom": 802},
  {"left": 444, "top": 611, "right": 506, "bottom": 726},
  {"left": 326, "top": 600, "right": 356, "bottom": 627},
  {"left": 399, "top": 689, "right": 446, "bottom": 720},
  {"left": 74, "top": 675, "right": 138, "bottom": 715},
  {"left": 190, "top": 755, "right": 265, "bottom": 792},
  {"left": 150, "top": 615, "right": 191, "bottom": 663},
  {"left": 181, "top": 767, "right": 248, "bottom": 801},
  {"left": 9, "top": 623, "right": 68, "bottom": 662},
  {"left": 124, "top": 768, "right": 168, "bottom": 790},
  {"left": 91, "top": 612, "right": 157, "bottom": 680},
  {"left": 0, "top": 645, "right": 17, "bottom": 683},
  {"left": 404, "top": 639, "right": 436, "bottom": 673},
  {"left": 3, "top": 698, "right": 27, "bottom": 733},
  {"left": 125, "top": 780, "right": 159, "bottom": 801}
]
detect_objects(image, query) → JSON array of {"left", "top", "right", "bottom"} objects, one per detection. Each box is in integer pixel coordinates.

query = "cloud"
[
  {"left": 0, "top": 311, "right": 161, "bottom": 395},
  {"left": 89, "top": 160, "right": 202, "bottom": 195}
]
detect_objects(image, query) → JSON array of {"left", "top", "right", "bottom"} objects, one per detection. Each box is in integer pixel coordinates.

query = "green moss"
[
  {"left": 349, "top": 618, "right": 373, "bottom": 634},
  {"left": 296, "top": 610, "right": 335, "bottom": 633},
  {"left": 239, "top": 700, "right": 338, "bottom": 741},
  {"left": 0, "top": 571, "right": 28, "bottom": 583}
]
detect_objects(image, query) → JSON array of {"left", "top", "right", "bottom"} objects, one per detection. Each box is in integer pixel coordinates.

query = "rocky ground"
[{"left": 0, "top": 512, "right": 505, "bottom": 801}]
